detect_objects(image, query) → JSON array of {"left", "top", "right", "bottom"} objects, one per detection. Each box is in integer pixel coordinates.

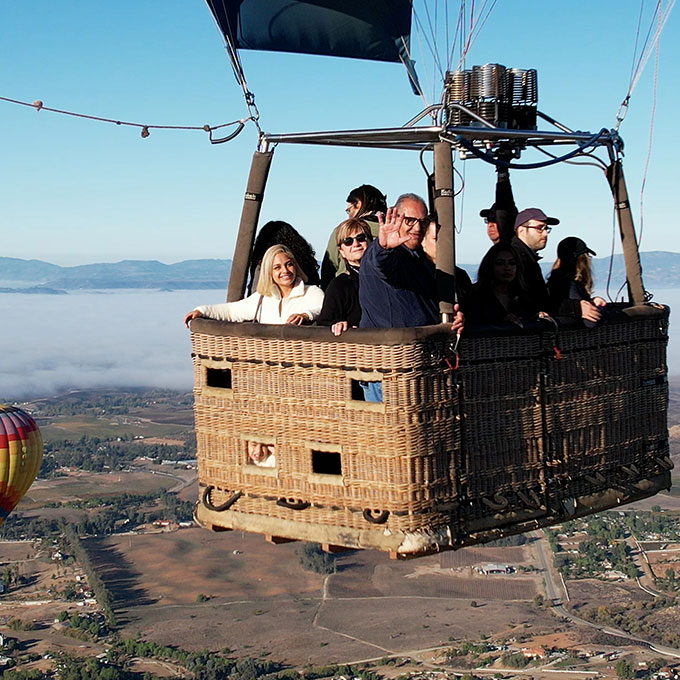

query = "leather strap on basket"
[
  {"left": 276, "top": 498, "right": 310, "bottom": 510},
  {"left": 362, "top": 508, "right": 390, "bottom": 524},
  {"left": 202, "top": 486, "right": 243, "bottom": 512}
]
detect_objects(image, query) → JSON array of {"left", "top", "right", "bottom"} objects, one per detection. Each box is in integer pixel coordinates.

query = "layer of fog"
[
  {"left": 0, "top": 290, "right": 227, "bottom": 400},
  {"left": 1, "top": 288, "right": 678, "bottom": 401}
]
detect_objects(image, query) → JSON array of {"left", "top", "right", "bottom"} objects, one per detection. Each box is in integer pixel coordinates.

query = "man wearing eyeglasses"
[
  {"left": 359, "top": 193, "right": 464, "bottom": 332},
  {"left": 512, "top": 207, "right": 560, "bottom": 310}
]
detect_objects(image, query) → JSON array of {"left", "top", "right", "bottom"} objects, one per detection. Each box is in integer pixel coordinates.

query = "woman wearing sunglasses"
[{"left": 317, "top": 218, "right": 372, "bottom": 335}]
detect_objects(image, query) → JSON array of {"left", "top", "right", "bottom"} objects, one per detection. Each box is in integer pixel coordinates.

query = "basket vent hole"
[
  {"left": 312, "top": 450, "right": 342, "bottom": 476},
  {"left": 350, "top": 379, "right": 383, "bottom": 402},
  {"left": 207, "top": 367, "right": 232, "bottom": 389}
]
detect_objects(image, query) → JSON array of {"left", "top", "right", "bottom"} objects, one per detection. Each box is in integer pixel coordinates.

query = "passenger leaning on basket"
[
  {"left": 547, "top": 237, "right": 607, "bottom": 328},
  {"left": 184, "top": 245, "right": 324, "bottom": 327},
  {"left": 320, "top": 184, "right": 387, "bottom": 288},
  {"left": 512, "top": 207, "right": 559, "bottom": 312},
  {"left": 316, "top": 218, "right": 372, "bottom": 336}
]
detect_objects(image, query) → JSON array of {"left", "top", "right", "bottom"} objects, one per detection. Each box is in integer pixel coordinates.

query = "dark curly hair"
[
  {"left": 346, "top": 184, "right": 387, "bottom": 217},
  {"left": 248, "top": 221, "right": 320, "bottom": 292}
]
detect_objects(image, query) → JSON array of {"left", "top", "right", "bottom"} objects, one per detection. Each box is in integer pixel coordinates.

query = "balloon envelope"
[{"left": 0, "top": 405, "right": 43, "bottom": 526}]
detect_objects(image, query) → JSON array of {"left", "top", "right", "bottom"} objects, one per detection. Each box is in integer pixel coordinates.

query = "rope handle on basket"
[
  {"left": 276, "top": 498, "right": 311, "bottom": 511},
  {"left": 362, "top": 509, "right": 390, "bottom": 524},
  {"left": 202, "top": 486, "right": 243, "bottom": 512},
  {"left": 538, "top": 311, "right": 561, "bottom": 359}
]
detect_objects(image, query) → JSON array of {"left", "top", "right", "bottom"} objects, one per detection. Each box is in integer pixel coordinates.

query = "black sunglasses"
[{"left": 341, "top": 233, "right": 369, "bottom": 247}]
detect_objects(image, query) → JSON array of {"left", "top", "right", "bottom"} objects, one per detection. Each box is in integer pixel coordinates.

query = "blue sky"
[{"left": 2, "top": 1, "right": 677, "bottom": 268}]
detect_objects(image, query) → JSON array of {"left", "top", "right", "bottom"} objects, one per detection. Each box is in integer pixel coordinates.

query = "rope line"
[
  {"left": 0, "top": 94, "right": 250, "bottom": 142},
  {"left": 638, "top": 18, "right": 661, "bottom": 248}
]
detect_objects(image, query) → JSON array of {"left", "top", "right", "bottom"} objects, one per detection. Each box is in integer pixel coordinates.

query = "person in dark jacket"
[
  {"left": 317, "top": 218, "right": 372, "bottom": 335},
  {"left": 467, "top": 243, "right": 538, "bottom": 327},
  {"left": 511, "top": 207, "right": 559, "bottom": 312},
  {"left": 422, "top": 215, "right": 473, "bottom": 308},
  {"left": 547, "top": 237, "right": 607, "bottom": 327},
  {"left": 358, "top": 193, "right": 464, "bottom": 402},
  {"left": 359, "top": 193, "right": 464, "bottom": 331}
]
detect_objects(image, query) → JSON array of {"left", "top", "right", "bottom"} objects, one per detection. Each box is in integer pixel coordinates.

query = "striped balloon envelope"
[{"left": 0, "top": 405, "right": 43, "bottom": 526}]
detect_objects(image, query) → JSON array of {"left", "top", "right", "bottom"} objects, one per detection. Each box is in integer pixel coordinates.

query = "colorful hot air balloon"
[{"left": 0, "top": 405, "right": 43, "bottom": 526}]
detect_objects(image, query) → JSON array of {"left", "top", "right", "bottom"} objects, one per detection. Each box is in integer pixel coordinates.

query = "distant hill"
[
  {"left": 1, "top": 252, "right": 679, "bottom": 291},
  {"left": 0, "top": 258, "right": 232, "bottom": 290}
]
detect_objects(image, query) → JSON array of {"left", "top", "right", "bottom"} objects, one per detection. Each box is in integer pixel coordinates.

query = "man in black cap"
[{"left": 512, "top": 207, "right": 560, "bottom": 311}]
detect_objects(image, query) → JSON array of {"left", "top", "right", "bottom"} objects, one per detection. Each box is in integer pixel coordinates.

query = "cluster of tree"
[
  {"left": 111, "top": 639, "right": 284, "bottom": 680},
  {"left": 40, "top": 436, "right": 194, "bottom": 477},
  {"left": 499, "top": 651, "right": 532, "bottom": 669},
  {"left": 56, "top": 489, "right": 194, "bottom": 536},
  {"left": 583, "top": 596, "right": 680, "bottom": 648},
  {"left": 551, "top": 532, "right": 638, "bottom": 580},
  {"left": 655, "top": 566, "right": 680, "bottom": 593},
  {"left": 57, "top": 611, "right": 110, "bottom": 641},
  {"left": 623, "top": 511, "right": 680, "bottom": 541},
  {"left": 61, "top": 525, "right": 116, "bottom": 627},
  {"left": 0, "top": 565, "right": 25, "bottom": 593},
  {"left": 0, "top": 516, "right": 62, "bottom": 541},
  {"left": 446, "top": 640, "right": 493, "bottom": 659},
  {"left": 297, "top": 543, "right": 337, "bottom": 574}
]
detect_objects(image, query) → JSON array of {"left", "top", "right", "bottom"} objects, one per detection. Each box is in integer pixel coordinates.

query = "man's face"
[
  {"left": 397, "top": 198, "right": 428, "bottom": 250},
  {"left": 486, "top": 220, "right": 500, "bottom": 244},
  {"left": 517, "top": 220, "right": 550, "bottom": 252}
]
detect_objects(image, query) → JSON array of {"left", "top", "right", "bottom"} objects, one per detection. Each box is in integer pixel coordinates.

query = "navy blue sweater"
[{"left": 359, "top": 241, "right": 439, "bottom": 328}]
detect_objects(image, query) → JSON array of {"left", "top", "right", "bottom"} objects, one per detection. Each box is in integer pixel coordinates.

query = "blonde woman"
[
  {"left": 317, "top": 218, "right": 372, "bottom": 336},
  {"left": 184, "top": 245, "right": 324, "bottom": 326}
]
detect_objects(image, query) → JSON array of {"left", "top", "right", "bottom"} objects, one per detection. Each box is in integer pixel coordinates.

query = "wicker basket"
[{"left": 191, "top": 305, "right": 671, "bottom": 557}]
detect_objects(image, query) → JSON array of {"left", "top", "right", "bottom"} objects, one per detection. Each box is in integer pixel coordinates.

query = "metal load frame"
[{"left": 227, "top": 103, "right": 646, "bottom": 314}]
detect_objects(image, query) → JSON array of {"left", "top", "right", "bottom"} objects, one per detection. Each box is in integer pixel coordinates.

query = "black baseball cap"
[{"left": 557, "top": 237, "right": 596, "bottom": 260}]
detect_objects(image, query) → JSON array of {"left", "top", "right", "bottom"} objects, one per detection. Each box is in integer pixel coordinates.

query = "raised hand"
[{"left": 378, "top": 208, "right": 410, "bottom": 249}]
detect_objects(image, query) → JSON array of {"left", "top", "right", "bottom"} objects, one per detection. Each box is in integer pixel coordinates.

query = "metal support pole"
[
  {"left": 433, "top": 141, "right": 456, "bottom": 318},
  {"left": 227, "top": 150, "right": 274, "bottom": 301},
  {"left": 605, "top": 160, "right": 646, "bottom": 305}
]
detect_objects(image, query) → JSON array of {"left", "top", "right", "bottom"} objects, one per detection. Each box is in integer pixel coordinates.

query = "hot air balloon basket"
[{"left": 189, "top": 304, "right": 671, "bottom": 557}]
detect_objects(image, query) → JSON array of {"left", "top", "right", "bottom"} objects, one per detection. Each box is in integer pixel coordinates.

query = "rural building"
[{"left": 478, "top": 563, "right": 512, "bottom": 574}]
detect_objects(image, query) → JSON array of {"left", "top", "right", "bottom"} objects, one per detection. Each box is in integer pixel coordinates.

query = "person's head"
[
  {"left": 247, "top": 441, "right": 275, "bottom": 465},
  {"left": 250, "top": 221, "right": 318, "bottom": 281},
  {"left": 477, "top": 243, "right": 520, "bottom": 289},
  {"left": 480, "top": 205, "right": 500, "bottom": 244},
  {"left": 552, "top": 237, "right": 597, "bottom": 293},
  {"left": 394, "top": 193, "right": 429, "bottom": 251},
  {"left": 336, "top": 218, "right": 372, "bottom": 267},
  {"left": 422, "top": 214, "right": 440, "bottom": 263},
  {"left": 346, "top": 184, "right": 387, "bottom": 218},
  {"left": 514, "top": 208, "right": 559, "bottom": 252},
  {"left": 257, "top": 245, "right": 305, "bottom": 296}
]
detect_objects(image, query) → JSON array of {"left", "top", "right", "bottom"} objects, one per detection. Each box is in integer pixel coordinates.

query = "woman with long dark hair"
[
  {"left": 547, "top": 237, "right": 606, "bottom": 327},
  {"left": 248, "top": 220, "right": 320, "bottom": 293},
  {"left": 467, "top": 242, "right": 537, "bottom": 327}
]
